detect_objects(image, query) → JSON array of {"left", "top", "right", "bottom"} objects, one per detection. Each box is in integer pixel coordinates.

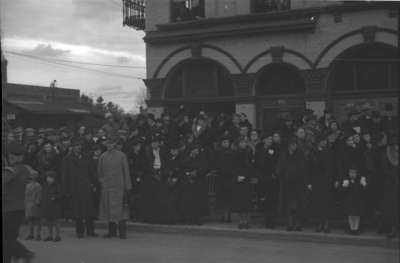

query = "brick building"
[
  {"left": 5, "top": 83, "right": 95, "bottom": 129},
  {"left": 124, "top": 0, "right": 398, "bottom": 130}
]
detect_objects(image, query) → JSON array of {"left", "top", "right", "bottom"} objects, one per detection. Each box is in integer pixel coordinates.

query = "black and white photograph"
[{"left": 1, "top": 0, "right": 399, "bottom": 262}]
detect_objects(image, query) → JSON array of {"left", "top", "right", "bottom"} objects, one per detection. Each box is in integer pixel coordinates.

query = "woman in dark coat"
[
  {"left": 179, "top": 144, "right": 208, "bottom": 225},
  {"left": 61, "top": 139, "right": 97, "bottom": 238},
  {"left": 255, "top": 134, "right": 279, "bottom": 228},
  {"left": 276, "top": 138, "right": 310, "bottom": 231},
  {"left": 381, "top": 137, "right": 398, "bottom": 239},
  {"left": 233, "top": 139, "right": 256, "bottom": 229},
  {"left": 127, "top": 139, "right": 147, "bottom": 221},
  {"left": 141, "top": 136, "right": 167, "bottom": 223},
  {"left": 310, "top": 136, "right": 334, "bottom": 233},
  {"left": 341, "top": 163, "right": 367, "bottom": 235},
  {"left": 214, "top": 136, "right": 235, "bottom": 223},
  {"left": 162, "top": 142, "right": 183, "bottom": 224}
]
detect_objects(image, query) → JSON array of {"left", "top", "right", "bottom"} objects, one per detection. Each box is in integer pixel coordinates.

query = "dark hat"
[
  {"left": 287, "top": 137, "right": 298, "bottom": 146},
  {"left": 71, "top": 138, "right": 84, "bottom": 146},
  {"left": 151, "top": 133, "right": 162, "bottom": 142},
  {"left": 7, "top": 142, "right": 25, "bottom": 155},
  {"left": 371, "top": 111, "right": 381, "bottom": 118},
  {"left": 169, "top": 141, "right": 182, "bottom": 149},
  {"left": 106, "top": 135, "right": 119, "bottom": 143}
]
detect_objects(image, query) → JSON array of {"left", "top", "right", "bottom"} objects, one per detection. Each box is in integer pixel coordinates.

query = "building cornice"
[
  {"left": 144, "top": 2, "right": 394, "bottom": 44},
  {"left": 145, "top": 18, "right": 316, "bottom": 44}
]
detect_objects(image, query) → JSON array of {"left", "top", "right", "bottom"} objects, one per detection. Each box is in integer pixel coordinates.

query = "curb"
[{"left": 61, "top": 221, "right": 399, "bottom": 249}]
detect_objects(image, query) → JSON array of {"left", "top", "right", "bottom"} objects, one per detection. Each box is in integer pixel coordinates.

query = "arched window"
[
  {"left": 328, "top": 43, "right": 398, "bottom": 92},
  {"left": 255, "top": 63, "right": 305, "bottom": 96},
  {"left": 165, "top": 59, "right": 234, "bottom": 98}
]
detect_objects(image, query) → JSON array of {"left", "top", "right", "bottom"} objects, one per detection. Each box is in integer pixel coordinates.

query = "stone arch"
[
  {"left": 245, "top": 47, "right": 313, "bottom": 73},
  {"left": 162, "top": 57, "right": 235, "bottom": 99},
  {"left": 153, "top": 44, "right": 243, "bottom": 79},
  {"left": 314, "top": 27, "right": 398, "bottom": 68}
]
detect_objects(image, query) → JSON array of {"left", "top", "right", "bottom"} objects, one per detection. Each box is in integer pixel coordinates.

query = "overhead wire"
[
  {"left": 4, "top": 50, "right": 145, "bottom": 69},
  {"left": 5, "top": 51, "right": 144, "bottom": 80}
]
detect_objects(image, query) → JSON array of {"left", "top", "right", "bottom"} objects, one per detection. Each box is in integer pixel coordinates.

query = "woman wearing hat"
[
  {"left": 255, "top": 134, "right": 280, "bottom": 229},
  {"left": 179, "top": 144, "right": 208, "bottom": 225},
  {"left": 310, "top": 135, "right": 335, "bottom": 233}
]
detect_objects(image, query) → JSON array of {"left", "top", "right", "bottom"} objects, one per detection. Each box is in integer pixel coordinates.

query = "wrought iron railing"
[
  {"left": 123, "top": 0, "right": 145, "bottom": 30},
  {"left": 171, "top": 0, "right": 205, "bottom": 22}
]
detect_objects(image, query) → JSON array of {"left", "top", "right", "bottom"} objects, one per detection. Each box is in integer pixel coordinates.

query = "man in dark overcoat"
[
  {"left": 62, "top": 139, "right": 98, "bottom": 238},
  {"left": 179, "top": 144, "right": 208, "bottom": 225},
  {"left": 255, "top": 134, "right": 280, "bottom": 228},
  {"left": 276, "top": 138, "right": 310, "bottom": 231}
]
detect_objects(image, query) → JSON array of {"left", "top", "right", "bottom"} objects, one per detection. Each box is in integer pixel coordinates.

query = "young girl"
[
  {"left": 41, "top": 171, "right": 62, "bottom": 241},
  {"left": 342, "top": 166, "right": 367, "bottom": 235},
  {"left": 25, "top": 175, "right": 42, "bottom": 240}
]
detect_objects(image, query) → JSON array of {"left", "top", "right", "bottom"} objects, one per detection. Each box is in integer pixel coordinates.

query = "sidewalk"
[{"left": 60, "top": 220, "right": 399, "bottom": 249}]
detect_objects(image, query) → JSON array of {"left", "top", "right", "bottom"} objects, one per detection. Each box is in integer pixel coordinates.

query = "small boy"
[{"left": 41, "top": 171, "right": 62, "bottom": 241}]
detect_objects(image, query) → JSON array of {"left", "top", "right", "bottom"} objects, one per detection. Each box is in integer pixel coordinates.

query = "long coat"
[
  {"left": 62, "top": 153, "right": 97, "bottom": 219},
  {"left": 97, "top": 149, "right": 131, "bottom": 222},
  {"left": 179, "top": 153, "right": 208, "bottom": 221},
  {"left": 310, "top": 148, "right": 334, "bottom": 220},
  {"left": 232, "top": 148, "right": 257, "bottom": 213},
  {"left": 25, "top": 181, "right": 42, "bottom": 217},
  {"left": 381, "top": 148, "right": 398, "bottom": 228},
  {"left": 276, "top": 149, "right": 309, "bottom": 216},
  {"left": 213, "top": 147, "right": 235, "bottom": 208},
  {"left": 40, "top": 182, "right": 62, "bottom": 220}
]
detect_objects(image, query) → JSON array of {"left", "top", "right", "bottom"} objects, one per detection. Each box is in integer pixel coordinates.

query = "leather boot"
[{"left": 103, "top": 222, "right": 117, "bottom": 238}]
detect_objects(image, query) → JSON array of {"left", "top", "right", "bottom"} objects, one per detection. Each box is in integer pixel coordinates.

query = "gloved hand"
[{"left": 342, "top": 179, "right": 350, "bottom": 188}]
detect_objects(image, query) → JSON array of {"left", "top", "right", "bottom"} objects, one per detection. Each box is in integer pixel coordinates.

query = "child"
[
  {"left": 41, "top": 171, "right": 62, "bottom": 241},
  {"left": 25, "top": 175, "right": 42, "bottom": 240},
  {"left": 342, "top": 166, "right": 367, "bottom": 235}
]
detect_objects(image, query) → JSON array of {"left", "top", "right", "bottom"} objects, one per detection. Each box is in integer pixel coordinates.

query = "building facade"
[{"left": 126, "top": 0, "right": 398, "bottom": 129}]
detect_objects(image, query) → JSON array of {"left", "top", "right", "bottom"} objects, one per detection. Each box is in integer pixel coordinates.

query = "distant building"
[
  {"left": 5, "top": 83, "right": 96, "bottom": 128},
  {"left": 124, "top": 0, "right": 398, "bottom": 130}
]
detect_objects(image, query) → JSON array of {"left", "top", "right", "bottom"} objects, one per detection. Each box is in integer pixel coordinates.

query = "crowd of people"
[{"left": 3, "top": 106, "right": 399, "bottom": 252}]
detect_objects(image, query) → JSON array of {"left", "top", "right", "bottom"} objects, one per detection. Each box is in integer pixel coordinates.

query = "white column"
[{"left": 306, "top": 101, "right": 326, "bottom": 118}]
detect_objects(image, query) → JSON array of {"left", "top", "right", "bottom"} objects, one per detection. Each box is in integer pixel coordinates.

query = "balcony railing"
[
  {"left": 123, "top": 0, "right": 145, "bottom": 30},
  {"left": 252, "top": 0, "right": 290, "bottom": 13},
  {"left": 171, "top": 0, "right": 205, "bottom": 22}
]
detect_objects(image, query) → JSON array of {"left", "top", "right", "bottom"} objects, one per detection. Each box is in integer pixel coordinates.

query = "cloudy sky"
[{"left": 0, "top": 0, "right": 146, "bottom": 112}]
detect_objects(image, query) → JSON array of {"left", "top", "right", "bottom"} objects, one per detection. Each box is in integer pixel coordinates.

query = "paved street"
[{"left": 18, "top": 227, "right": 398, "bottom": 263}]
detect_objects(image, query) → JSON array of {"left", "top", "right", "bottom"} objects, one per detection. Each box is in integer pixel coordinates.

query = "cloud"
[
  {"left": 116, "top": 56, "right": 130, "bottom": 64},
  {"left": 24, "top": 43, "right": 70, "bottom": 57}
]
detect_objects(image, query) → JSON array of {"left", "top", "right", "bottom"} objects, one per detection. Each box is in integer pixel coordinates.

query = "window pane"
[{"left": 356, "top": 62, "right": 388, "bottom": 90}]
